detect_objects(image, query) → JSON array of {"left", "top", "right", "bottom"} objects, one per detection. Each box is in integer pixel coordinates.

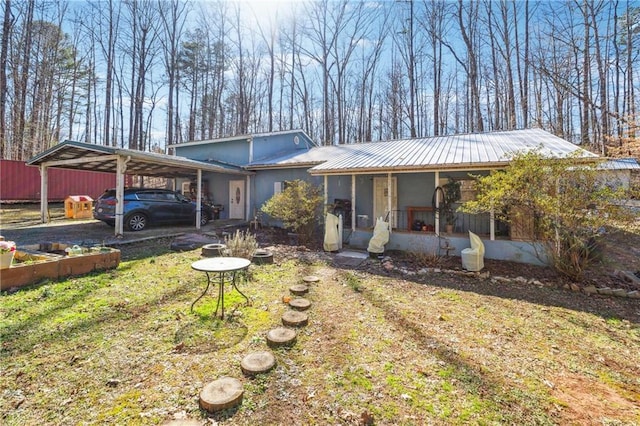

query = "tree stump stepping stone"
[
  {"left": 282, "top": 310, "right": 309, "bottom": 327},
  {"left": 302, "top": 275, "right": 320, "bottom": 283},
  {"left": 266, "top": 327, "right": 297, "bottom": 348},
  {"left": 289, "top": 284, "right": 309, "bottom": 296},
  {"left": 240, "top": 351, "right": 276, "bottom": 376},
  {"left": 288, "top": 297, "right": 311, "bottom": 311},
  {"left": 199, "top": 376, "right": 244, "bottom": 413}
]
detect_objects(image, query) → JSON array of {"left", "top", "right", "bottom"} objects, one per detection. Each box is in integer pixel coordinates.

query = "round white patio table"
[{"left": 191, "top": 257, "right": 251, "bottom": 319}]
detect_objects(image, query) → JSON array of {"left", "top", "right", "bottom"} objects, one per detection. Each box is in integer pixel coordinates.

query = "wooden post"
[
  {"left": 39, "top": 165, "right": 48, "bottom": 223},
  {"left": 115, "top": 156, "right": 129, "bottom": 236}
]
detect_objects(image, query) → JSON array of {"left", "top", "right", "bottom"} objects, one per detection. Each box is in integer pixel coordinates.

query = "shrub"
[
  {"left": 460, "top": 150, "right": 636, "bottom": 281},
  {"left": 224, "top": 229, "right": 259, "bottom": 259},
  {"left": 260, "top": 179, "right": 323, "bottom": 243}
]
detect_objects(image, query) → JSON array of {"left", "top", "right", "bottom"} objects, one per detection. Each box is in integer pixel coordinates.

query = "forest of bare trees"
[{"left": 1, "top": 0, "right": 638, "bottom": 161}]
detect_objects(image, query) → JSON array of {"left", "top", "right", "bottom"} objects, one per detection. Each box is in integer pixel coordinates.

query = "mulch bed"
[{"left": 252, "top": 227, "right": 638, "bottom": 292}]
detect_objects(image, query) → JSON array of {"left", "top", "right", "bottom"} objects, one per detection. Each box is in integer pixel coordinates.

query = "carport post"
[
  {"left": 196, "top": 169, "right": 202, "bottom": 229},
  {"left": 115, "top": 156, "right": 129, "bottom": 236},
  {"left": 39, "top": 165, "right": 48, "bottom": 223}
]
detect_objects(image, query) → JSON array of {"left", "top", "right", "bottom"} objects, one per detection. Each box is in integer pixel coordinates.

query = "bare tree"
[
  {"left": 253, "top": 6, "right": 278, "bottom": 132},
  {"left": 439, "top": 0, "right": 483, "bottom": 133},
  {"left": 0, "top": 0, "right": 13, "bottom": 156},
  {"left": 395, "top": 0, "right": 419, "bottom": 137},
  {"left": 300, "top": 0, "right": 340, "bottom": 145},
  {"left": 356, "top": 11, "right": 389, "bottom": 142},
  {"left": 420, "top": 0, "right": 448, "bottom": 136},
  {"left": 514, "top": 0, "right": 532, "bottom": 129},
  {"left": 158, "top": 0, "right": 189, "bottom": 150},
  {"left": 14, "top": 0, "right": 35, "bottom": 158}
]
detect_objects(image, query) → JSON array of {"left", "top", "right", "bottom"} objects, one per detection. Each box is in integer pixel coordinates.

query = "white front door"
[
  {"left": 229, "top": 180, "right": 245, "bottom": 219},
  {"left": 373, "top": 176, "right": 397, "bottom": 228}
]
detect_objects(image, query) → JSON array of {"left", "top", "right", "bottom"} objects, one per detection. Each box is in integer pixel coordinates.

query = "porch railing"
[
  {"left": 374, "top": 209, "right": 494, "bottom": 237},
  {"left": 359, "top": 208, "right": 533, "bottom": 241}
]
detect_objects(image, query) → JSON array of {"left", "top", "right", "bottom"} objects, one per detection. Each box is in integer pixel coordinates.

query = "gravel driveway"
[{"left": 1, "top": 217, "right": 244, "bottom": 249}]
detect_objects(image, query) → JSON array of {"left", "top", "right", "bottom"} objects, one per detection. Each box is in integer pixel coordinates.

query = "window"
[
  {"left": 274, "top": 181, "right": 292, "bottom": 194},
  {"left": 181, "top": 181, "right": 191, "bottom": 196},
  {"left": 459, "top": 179, "right": 477, "bottom": 202}
]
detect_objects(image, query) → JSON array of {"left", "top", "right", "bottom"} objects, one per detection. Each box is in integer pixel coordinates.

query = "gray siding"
[
  {"left": 176, "top": 139, "right": 249, "bottom": 165},
  {"left": 252, "top": 168, "right": 323, "bottom": 224}
]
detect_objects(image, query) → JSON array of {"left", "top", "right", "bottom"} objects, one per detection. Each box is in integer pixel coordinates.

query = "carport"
[{"left": 26, "top": 140, "right": 251, "bottom": 236}]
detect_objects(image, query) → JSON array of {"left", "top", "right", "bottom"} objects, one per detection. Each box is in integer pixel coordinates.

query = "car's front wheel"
[{"left": 125, "top": 213, "right": 148, "bottom": 231}]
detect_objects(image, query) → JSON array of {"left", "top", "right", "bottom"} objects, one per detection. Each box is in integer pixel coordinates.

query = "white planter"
[{"left": 0, "top": 251, "right": 15, "bottom": 269}]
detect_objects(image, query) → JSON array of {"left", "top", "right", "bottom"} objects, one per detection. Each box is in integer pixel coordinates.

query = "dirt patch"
[{"left": 552, "top": 374, "right": 639, "bottom": 424}]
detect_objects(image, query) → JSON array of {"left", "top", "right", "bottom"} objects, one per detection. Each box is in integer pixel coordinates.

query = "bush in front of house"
[
  {"left": 461, "top": 150, "right": 637, "bottom": 282},
  {"left": 260, "top": 179, "right": 323, "bottom": 243}
]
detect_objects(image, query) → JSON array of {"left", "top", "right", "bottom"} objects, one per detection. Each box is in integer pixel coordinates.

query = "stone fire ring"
[
  {"left": 199, "top": 376, "right": 244, "bottom": 413},
  {"left": 252, "top": 249, "right": 274, "bottom": 265},
  {"left": 240, "top": 351, "right": 276, "bottom": 376},
  {"left": 201, "top": 243, "right": 227, "bottom": 257}
]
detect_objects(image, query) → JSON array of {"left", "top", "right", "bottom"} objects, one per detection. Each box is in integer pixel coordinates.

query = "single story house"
[{"left": 27, "top": 128, "right": 638, "bottom": 265}]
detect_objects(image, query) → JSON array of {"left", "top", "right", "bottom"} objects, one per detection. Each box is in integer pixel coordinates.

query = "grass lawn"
[{"left": 1, "top": 242, "right": 639, "bottom": 425}]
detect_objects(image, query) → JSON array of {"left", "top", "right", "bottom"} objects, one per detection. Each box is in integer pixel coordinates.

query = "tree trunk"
[{"left": 0, "top": 0, "right": 11, "bottom": 156}]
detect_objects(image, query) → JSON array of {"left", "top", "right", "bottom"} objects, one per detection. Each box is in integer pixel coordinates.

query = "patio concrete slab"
[{"left": 332, "top": 250, "right": 368, "bottom": 267}]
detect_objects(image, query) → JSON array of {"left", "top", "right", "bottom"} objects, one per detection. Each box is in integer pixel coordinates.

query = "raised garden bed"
[{"left": 0, "top": 245, "right": 120, "bottom": 291}]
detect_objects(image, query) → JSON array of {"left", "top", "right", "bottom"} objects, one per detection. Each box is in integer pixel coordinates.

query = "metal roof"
[
  {"left": 246, "top": 145, "right": 361, "bottom": 170},
  {"left": 26, "top": 140, "right": 249, "bottom": 178},
  {"left": 597, "top": 158, "right": 640, "bottom": 170},
  {"left": 308, "top": 128, "right": 598, "bottom": 175}
]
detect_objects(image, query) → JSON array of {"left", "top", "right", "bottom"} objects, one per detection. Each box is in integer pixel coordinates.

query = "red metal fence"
[{"left": 1, "top": 160, "right": 131, "bottom": 202}]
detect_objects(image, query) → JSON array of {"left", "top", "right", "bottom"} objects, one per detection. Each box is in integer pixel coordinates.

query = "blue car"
[{"left": 94, "top": 188, "right": 215, "bottom": 231}]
